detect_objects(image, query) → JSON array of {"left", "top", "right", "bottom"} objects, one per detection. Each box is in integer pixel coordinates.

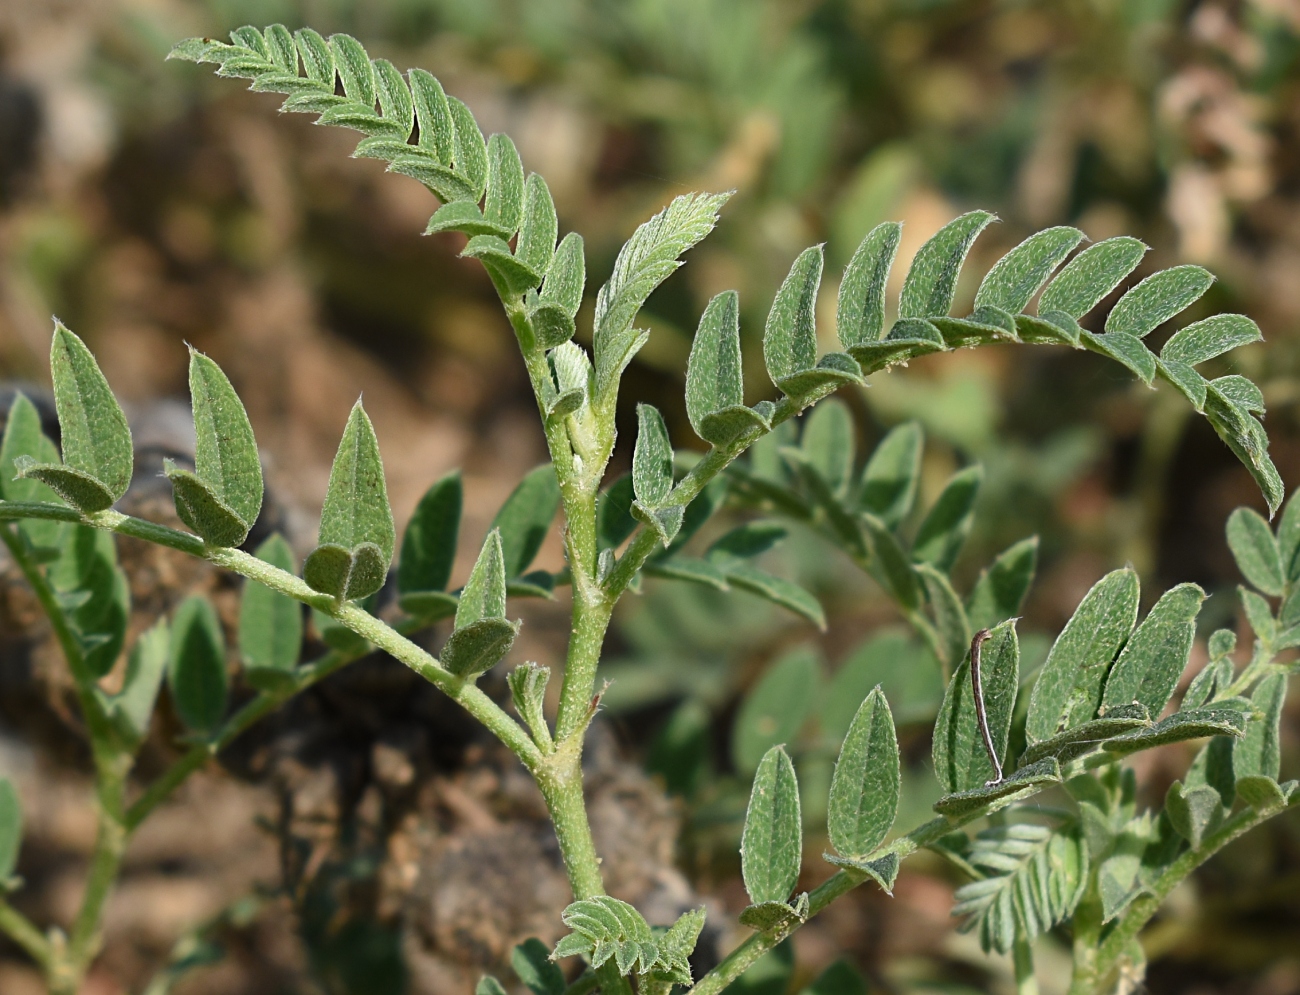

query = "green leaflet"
[
  {"left": 541, "top": 232, "right": 585, "bottom": 318},
  {"left": 0, "top": 392, "right": 64, "bottom": 551},
  {"left": 1101, "top": 706, "right": 1247, "bottom": 758},
  {"left": 1234, "top": 673, "right": 1286, "bottom": 781},
  {"left": 49, "top": 525, "right": 129, "bottom": 681},
  {"left": 483, "top": 134, "right": 525, "bottom": 237},
  {"left": 511, "top": 938, "right": 564, "bottom": 995},
  {"left": 837, "top": 221, "right": 901, "bottom": 348},
  {"left": 898, "top": 211, "right": 996, "bottom": 320},
  {"left": 169, "top": 349, "right": 262, "bottom": 545},
  {"left": 1025, "top": 568, "right": 1139, "bottom": 743},
  {"left": 707, "top": 521, "right": 788, "bottom": 562},
  {"left": 742, "top": 745, "right": 803, "bottom": 905},
  {"left": 425, "top": 201, "right": 511, "bottom": 238},
  {"left": 1080, "top": 331, "right": 1156, "bottom": 385},
  {"left": 304, "top": 401, "right": 394, "bottom": 601},
  {"left": 1101, "top": 583, "right": 1204, "bottom": 718},
  {"left": 1038, "top": 236, "right": 1147, "bottom": 319},
  {"left": 508, "top": 664, "right": 552, "bottom": 751},
  {"left": 1226, "top": 507, "right": 1284, "bottom": 596},
  {"left": 239, "top": 534, "right": 302, "bottom": 684},
  {"left": 328, "top": 33, "right": 374, "bottom": 107},
  {"left": 448, "top": 95, "right": 488, "bottom": 197},
  {"left": 966, "top": 537, "right": 1038, "bottom": 632},
  {"left": 763, "top": 245, "right": 823, "bottom": 384},
  {"left": 1280, "top": 489, "right": 1300, "bottom": 582},
  {"left": 477, "top": 978, "right": 508, "bottom": 995},
  {"left": 933, "top": 620, "right": 1019, "bottom": 793},
  {"left": 732, "top": 647, "right": 821, "bottom": 773},
  {"left": 801, "top": 399, "right": 854, "bottom": 499},
  {"left": 858, "top": 421, "right": 922, "bottom": 528},
  {"left": 933, "top": 758, "right": 1062, "bottom": 818},
  {"left": 98, "top": 620, "right": 169, "bottom": 749},
  {"left": 1105, "top": 265, "right": 1214, "bottom": 338},
  {"left": 593, "top": 192, "right": 729, "bottom": 395},
  {"left": 916, "top": 563, "right": 972, "bottom": 670},
  {"left": 457, "top": 528, "right": 507, "bottom": 627},
  {"left": 0, "top": 778, "right": 20, "bottom": 882},
  {"left": 1212, "top": 374, "right": 1264, "bottom": 413},
  {"left": 974, "top": 226, "right": 1084, "bottom": 315},
  {"left": 1018, "top": 706, "right": 1150, "bottom": 766},
  {"left": 725, "top": 564, "right": 826, "bottom": 629},
  {"left": 911, "top": 464, "right": 982, "bottom": 572},
  {"left": 516, "top": 174, "right": 558, "bottom": 279},
  {"left": 739, "top": 896, "right": 808, "bottom": 935},
  {"left": 631, "top": 404, "right": 682, "bottom": 545},
  {"left": 461, "top": 234, "right": 543, "bottom": 299},
  {"left": 1160, "top": 314, "right": 1261, "bottom": 366},
  {"left": 1157, "top": 358, "right": 1208, "bottom": 411},
  {"left": 802, "top": 961, "right": 868, "bottom": 995},
  {"left": 373, "top": 58, "right": 413, "bottom": 134},
  {"left": 21, "top": 323, "right": 133, "bottom": 512},
  {"left": 827, "top": 687, "right": 899, "bottom": 860},
  {"left": 951, "top": 823, "right": 1087, "bottom": 954},
  {"left": 398, "top": 471, "right": 462, "bottom": 596},
  {"left": 1165, "top": 781, "right": 1222, "bottom": 849},
  {"left": 167, "top": 595, "right": 228, "bottom": 736},
  {"left": 409, "top": 69, "right": 454, "bottom": 165},
  {"left": 490, "top": 465, "right": 560, "bottom": 578},
  {"left": 1204, "top": 381, "right": 1283, "bottom": 517},
  {"left": 686, "top": 290, "right": 744, "bottom": 442},
  {"left": 862, "top": 514, "right": 921, "bottom": 610},
  {"left": 596, "top": 473, "right": 637, "bottom": 550}
]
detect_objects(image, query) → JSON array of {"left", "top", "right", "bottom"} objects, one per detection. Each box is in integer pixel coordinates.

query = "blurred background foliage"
[{"left": 2, "top": 0, "right": 1300, "bottom": 993}]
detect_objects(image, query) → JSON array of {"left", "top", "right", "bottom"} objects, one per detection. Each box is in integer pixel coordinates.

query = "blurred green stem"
[{"left": 1013, "top": 937, "right": 1038, "bottom": 995}]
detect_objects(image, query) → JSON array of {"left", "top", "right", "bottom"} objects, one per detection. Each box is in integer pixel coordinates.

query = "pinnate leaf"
[{"left": 742, "top": 745, "right": 802, "bottom": 905}]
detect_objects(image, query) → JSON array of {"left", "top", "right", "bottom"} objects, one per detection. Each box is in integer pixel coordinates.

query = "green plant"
[{"left": 0, "top": 23, "right": 1294, "bottom": 995}]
